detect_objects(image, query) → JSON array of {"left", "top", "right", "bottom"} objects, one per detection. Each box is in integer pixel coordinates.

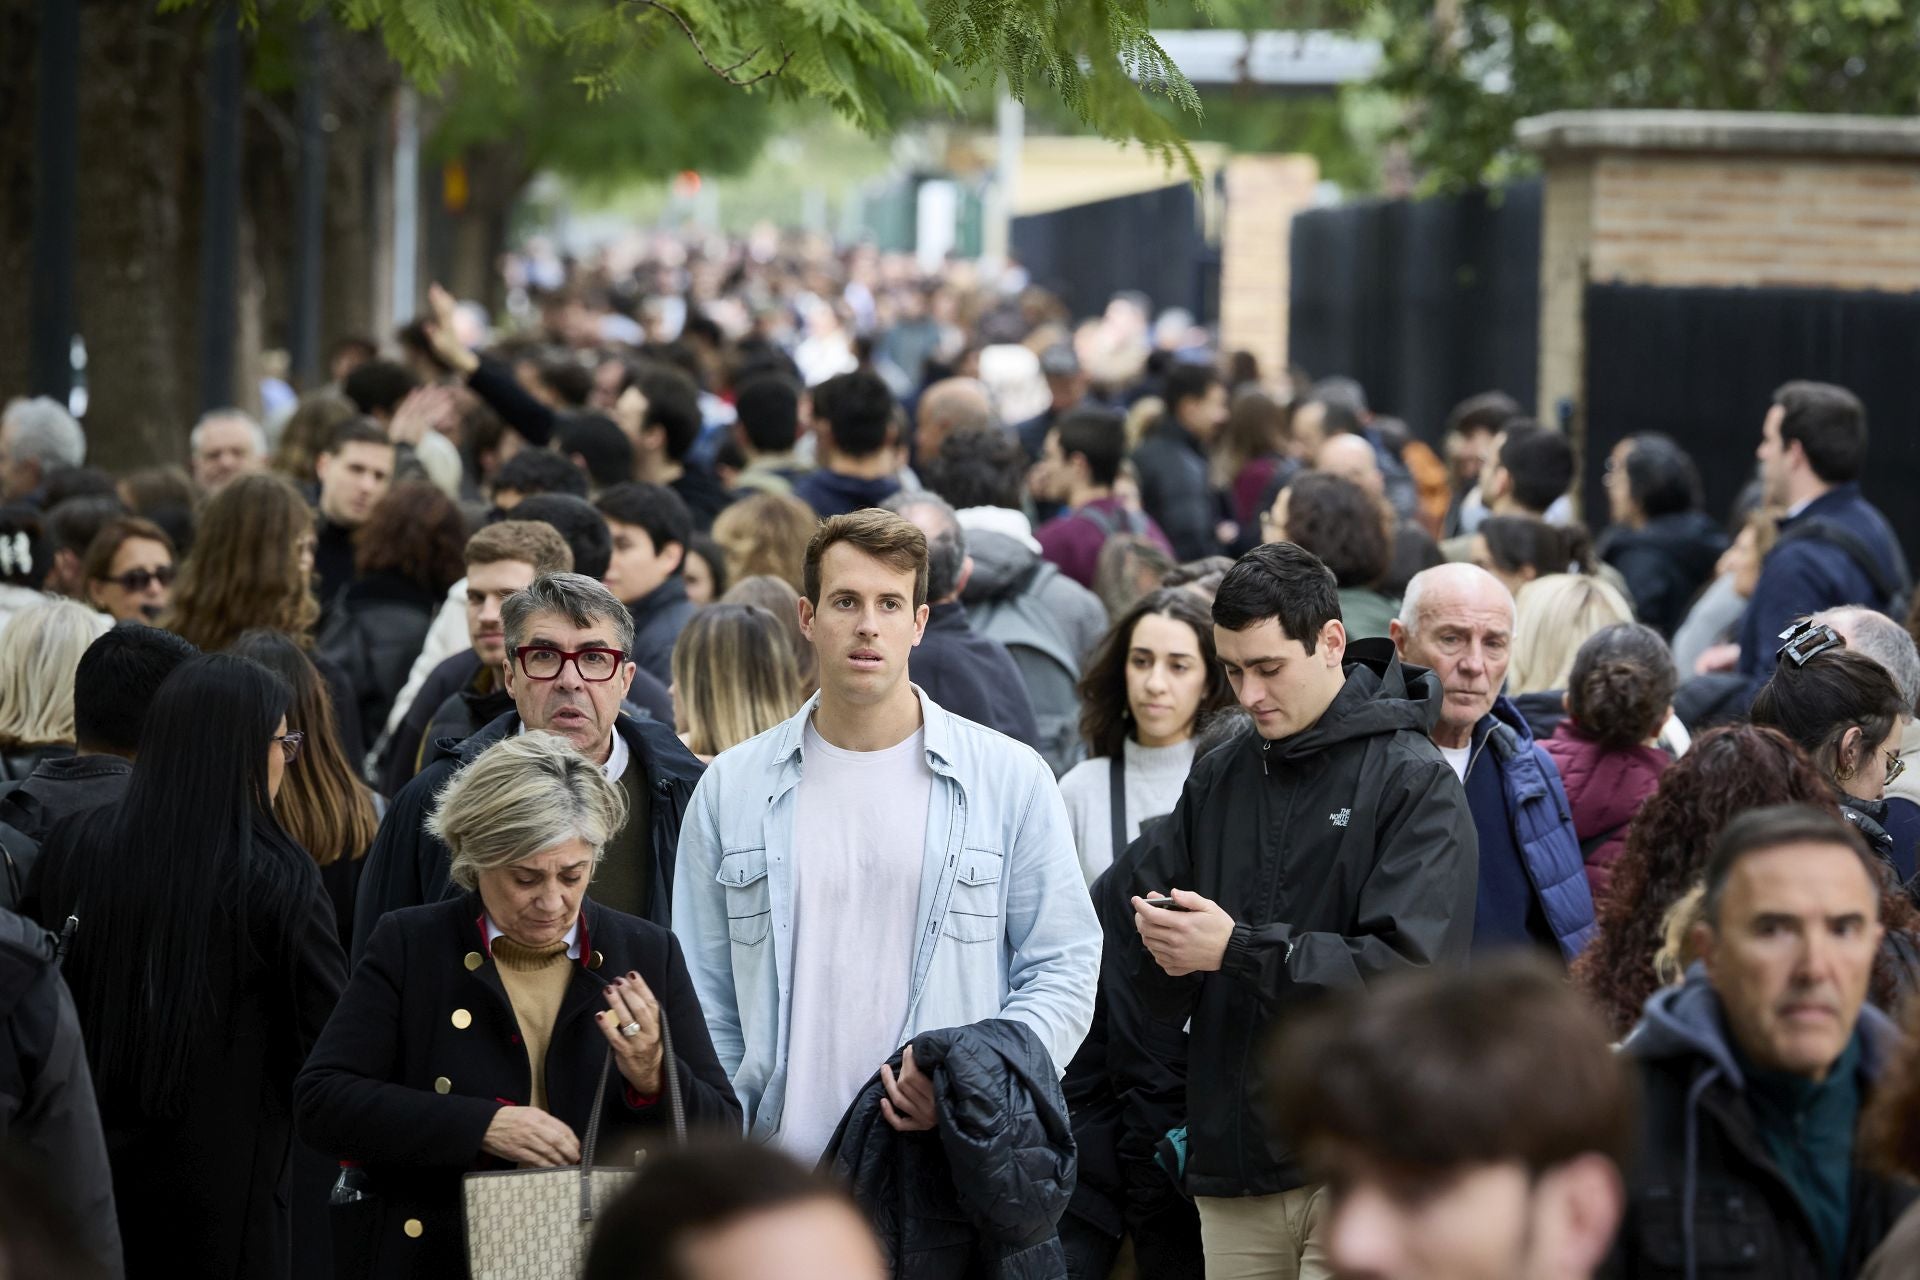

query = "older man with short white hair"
[
  {"left": 1811, "top": 605, "right": 1920, "bottom": 881},
  {"left": 1391, "top": 563, "right": 1596, "bottom": 962},
  {"left": 0, "top": 397, "right": 86, "bottom": 505},
  {"left": 190, "top": 409, "right": 268, "bottom": 492}
]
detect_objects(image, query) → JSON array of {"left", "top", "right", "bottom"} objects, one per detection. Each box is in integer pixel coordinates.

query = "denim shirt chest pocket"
[
  {"left": 943, "top": 848, "right": 1004, "bottom": 943},
  {"left": 717, "top": 848, "right": 772, "bottom": 946}
]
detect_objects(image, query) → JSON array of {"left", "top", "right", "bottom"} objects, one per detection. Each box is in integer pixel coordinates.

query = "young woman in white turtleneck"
[{"left": 1058, "top": 586, "right": 1233, "bottom": 884}]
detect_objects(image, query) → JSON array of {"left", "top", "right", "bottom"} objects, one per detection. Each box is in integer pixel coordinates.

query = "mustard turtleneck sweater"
[{"left": 491, "top": 936, "right": 573, "bottom": 1112}]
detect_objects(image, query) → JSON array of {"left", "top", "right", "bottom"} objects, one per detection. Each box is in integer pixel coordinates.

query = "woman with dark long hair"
[
  {"left": 1212, "top": 389, "right": 1293, "bottom": 537},
  {"left": 33, "top": 654, "right": 347, "bottom": 1279},
  {"left": 1057, "top": 587, "right": 1233, "bottom": 882},
  {"left": 229, "top": 630, "right": 382, "bottom": 951},
  {"left": 165, "top": 472, "right": 365, "bottom": 758},
  {"left": 165, "top": 473, "right": 320, "bottom": 652},
  {"left": 1572, "top": 723, "right": 1920, "bottom": 1038},
  {"left": 1751, "top": 621, "right": 1914, "bottom": 880}
]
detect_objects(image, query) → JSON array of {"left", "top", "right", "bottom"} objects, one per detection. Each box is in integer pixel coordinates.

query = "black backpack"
[{"left": 1774, "top": 516, "right": 1913, "bottom": 620}]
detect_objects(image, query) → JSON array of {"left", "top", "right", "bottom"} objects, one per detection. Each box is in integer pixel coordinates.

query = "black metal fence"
[
  {"left": 1583, "top": 282, "right": 1920, "bottom": 549},
  {"left": 1011, "top": 183, "right": 1213, "bottom": 326},
  {"left": 1288, "top": 180, "right": 1541, "bottom": 440}
]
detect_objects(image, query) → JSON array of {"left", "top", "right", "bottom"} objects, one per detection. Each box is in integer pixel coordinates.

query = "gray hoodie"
[{"left": 960, "top": 529, "right": 1108, "bottom": 776}]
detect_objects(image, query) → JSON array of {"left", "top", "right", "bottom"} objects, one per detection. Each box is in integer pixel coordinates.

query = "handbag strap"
[
  {"left": 577, "top": 1047, "right": 614, "bottom": 1222},
  {"left": 577, "top": 1007, "right": 689, "bottom": 1223},
  {"left": 1108, "top": 754, "right": 1127, "bottom": 864},
  {"left": 659, "top": 1008, "right": 687, "bottom": 1145}
]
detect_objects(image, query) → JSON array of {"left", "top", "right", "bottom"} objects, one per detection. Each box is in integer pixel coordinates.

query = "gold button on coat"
[
  {"left": 463, "top": 951, "right": 483, "bottom": 971},
  {"left": 433, "top": 1076, "right": 451, "bottom": 1094},
  {"left": 451, "top": 1008, "right": 472, "bottom": 1029},
  {"left": 590, "top": 950, "right": 605, "bottom": 969},
  {"left": 403, "top": 1218, "right": 423, "bottom": 1238}
]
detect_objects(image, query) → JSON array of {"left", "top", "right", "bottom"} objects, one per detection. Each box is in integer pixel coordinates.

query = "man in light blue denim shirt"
[{"left": 673, "top": 509, "right": 1100, "bottom": 1157}]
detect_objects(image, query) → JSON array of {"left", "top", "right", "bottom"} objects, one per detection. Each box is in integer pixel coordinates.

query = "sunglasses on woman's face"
[
  {"left": 272, "top": 731, "right": 305, "bottom": 764},
  {"left": 102, "top": 565, "right": 175, "bottom": 592}
]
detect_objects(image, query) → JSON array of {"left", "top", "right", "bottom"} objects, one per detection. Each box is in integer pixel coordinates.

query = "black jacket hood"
[
  {"left": 1263, "top": 636, "right": 1444, "bottom": 766},
  {"left": 1626, "top": 963, "right": 1902, "bottom": 1086}
]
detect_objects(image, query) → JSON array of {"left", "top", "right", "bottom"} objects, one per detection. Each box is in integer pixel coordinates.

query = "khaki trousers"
[{"left": 1194, "top": 1186, "right": 1331, "bottom": 1280}]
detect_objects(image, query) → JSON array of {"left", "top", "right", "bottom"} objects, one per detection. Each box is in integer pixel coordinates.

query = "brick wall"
[
  {"left": 1219, "top": 155, "right": 1320, "bottom": 382},
  {"left": 1517, "top": 111, "right": 1920, "bottom": 493},
  {"left": 1587, "top": 155, "right": 1920, "bottom": 292}
]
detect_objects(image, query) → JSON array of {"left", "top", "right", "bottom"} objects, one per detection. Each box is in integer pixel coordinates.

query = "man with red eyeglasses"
[{"left": 352, "top": 572, "right": 706, "bottom": 959}]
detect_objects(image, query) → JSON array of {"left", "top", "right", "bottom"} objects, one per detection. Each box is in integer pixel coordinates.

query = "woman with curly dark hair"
[
  {"left": 1575, "top": 725, "right": 1834, "bottom": 1037},
  {"left": 1057, "top": 587, "right": 1233, "bottom": 882},
  {"left": 315, "top": 482, "right": 468, "bottom": 754},
  {"left": 1576, "top": 723, "right": 1920, "bottom": 1037},
  {"left": 1261, "top": 470, "right": 1398, "bottom": 639}
]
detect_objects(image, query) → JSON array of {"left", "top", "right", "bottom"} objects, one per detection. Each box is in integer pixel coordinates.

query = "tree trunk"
[
  {"left": 0, "top": 0, "right": 40, "bottom": 400},
  {"left": 73, "top": 3, "right": 205, "bottom": 471}
]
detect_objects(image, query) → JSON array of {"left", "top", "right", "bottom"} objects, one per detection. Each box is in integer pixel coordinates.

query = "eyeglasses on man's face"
[
  {"left": 512, "top": 645, "right": 627, "bottom": 683},
  {"left": 272, "top": 731, "right": 305, "bottom": 764}
]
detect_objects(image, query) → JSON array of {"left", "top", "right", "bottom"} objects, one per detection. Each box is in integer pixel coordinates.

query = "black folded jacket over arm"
[{"left": 825, "top": 1019, "right": 1077, "bottom": 1280}]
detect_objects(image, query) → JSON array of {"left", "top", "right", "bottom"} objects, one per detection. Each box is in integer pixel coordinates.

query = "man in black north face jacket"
[{"left": 1123, "top": 544, "right": 1477, "bottom": 1273}]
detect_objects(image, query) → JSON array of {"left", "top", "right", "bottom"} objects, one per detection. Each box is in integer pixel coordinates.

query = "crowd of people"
[{"left": 0, "top": 230, "right": 1917, "bottom": 1280}]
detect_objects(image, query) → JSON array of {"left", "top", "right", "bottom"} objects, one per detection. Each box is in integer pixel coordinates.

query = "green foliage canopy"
[
  {"left": 242, "top": 0, "right": 1207, "bottom": 178},
  {"left": 1370, "top": 0, "right": 1920, "bottom": 189}
]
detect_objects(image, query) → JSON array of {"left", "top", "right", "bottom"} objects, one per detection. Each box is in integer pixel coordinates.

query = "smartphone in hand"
[{"left": 1145, "top": 896, "right": 1191, "bottom": 912}]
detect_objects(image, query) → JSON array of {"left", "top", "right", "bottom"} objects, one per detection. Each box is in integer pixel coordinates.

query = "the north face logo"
[{"left": 1329, "top": 808, "right": 1351, "bottom": 828}]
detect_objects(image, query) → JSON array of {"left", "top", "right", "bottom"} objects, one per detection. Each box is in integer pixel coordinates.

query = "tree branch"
[{"left": 624, "top": 0, "right": 794, "bottom": 87}]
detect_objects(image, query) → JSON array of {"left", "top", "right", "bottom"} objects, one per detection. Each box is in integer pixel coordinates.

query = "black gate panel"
[
  {"left": 1583, "top": 283, "right": 1920, "bottom": 551},
  {"left": 1288, "top": 180, "right": 1540, "bottom": 440},
  {"left": 1011, "top": 184, "right": 1204, "bottom": 328}
]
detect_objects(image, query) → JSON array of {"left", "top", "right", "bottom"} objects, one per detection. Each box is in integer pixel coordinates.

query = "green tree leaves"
[
  {"left": 1370, "top": 0, "right": 1920, "bottom": 189},
  {"left": 206, "top": 0, "right": 1204, "bottom": 180}
]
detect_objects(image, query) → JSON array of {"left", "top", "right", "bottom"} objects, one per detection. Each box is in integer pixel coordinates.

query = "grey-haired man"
[{"left": 352, "top": 572, "right": 704, "bottom": 958}]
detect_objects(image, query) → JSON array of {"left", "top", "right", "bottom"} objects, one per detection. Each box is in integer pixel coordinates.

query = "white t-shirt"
[
  {"left": 1440, "top": 743, "right": 1471, "bottom": 782},
  {"left": 776, "top": 720, "right": 933, "bottom": 1161}
]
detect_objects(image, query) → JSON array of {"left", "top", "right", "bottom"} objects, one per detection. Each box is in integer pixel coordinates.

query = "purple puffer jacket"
[{"left": 1539, "top": 719, "right": 1671, "bottom": 911}]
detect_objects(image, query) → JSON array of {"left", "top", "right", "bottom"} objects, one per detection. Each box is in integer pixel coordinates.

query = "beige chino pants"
[{"left": 1194, "top": 1185, "right": 1331, "bottom": 1280}]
